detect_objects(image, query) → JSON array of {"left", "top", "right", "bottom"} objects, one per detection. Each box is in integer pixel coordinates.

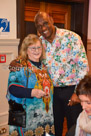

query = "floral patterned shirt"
[{"left": 40, "top": 27, "right": 89, "bottom": 87}]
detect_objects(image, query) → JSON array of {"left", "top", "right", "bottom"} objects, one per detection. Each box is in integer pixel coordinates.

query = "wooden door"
[
  {"left": 24, "top": 1, "right": 71, "bottom": 36},
  {"left": 45, "top": 3, "right": 71, "bottom": 29}
]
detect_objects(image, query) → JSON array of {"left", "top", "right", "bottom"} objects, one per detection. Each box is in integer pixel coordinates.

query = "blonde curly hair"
[{"left": 19, "top": 34, "right": 45, "bottom": 61}]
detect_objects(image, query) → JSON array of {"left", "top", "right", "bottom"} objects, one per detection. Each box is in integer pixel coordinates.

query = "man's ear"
[
  {"left": 37, "top": 31, "right": 41, "bottom": 37},
  {"left": 50, "top": 16, "right": 54, "bottom": 24}
]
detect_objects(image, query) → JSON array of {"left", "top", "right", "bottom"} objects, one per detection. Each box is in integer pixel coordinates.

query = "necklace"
[{"left": 28, "top": 60, "right": 53, "bottom": 112}]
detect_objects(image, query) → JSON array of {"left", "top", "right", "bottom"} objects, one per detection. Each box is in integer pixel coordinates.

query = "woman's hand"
[
  {"left": 31, "top": 89, "right": 46, "bottom": 98},
  {"left": 68, "top": 93, "right": 80, "bottom": 106}
]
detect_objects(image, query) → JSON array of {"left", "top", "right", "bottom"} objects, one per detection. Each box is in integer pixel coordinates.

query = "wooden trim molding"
[
  {"left": 0, "top": 39, "right": 20, "bottom": 46},
  {"left": 87, "top": 39, "right": 91, "bottom": 51},
  {"left": 56, "top": 0, "right": 85, "bottom": 3},
  {"left": 87, "top": 39, "right": 91, "bottom": 44},
  {"left": 0, "top": 112, "right": 8, "bottom": 127},
  {"left": 0, "top": 112, "right": 9, "bottom": 135},
  {"left": 87, "top": 39, "right": 91, "bottom": 75}
]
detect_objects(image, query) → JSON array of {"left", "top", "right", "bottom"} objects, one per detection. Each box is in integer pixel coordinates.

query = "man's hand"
[{"left": 68, "top": 93, "right": 80, "bottom": 106}]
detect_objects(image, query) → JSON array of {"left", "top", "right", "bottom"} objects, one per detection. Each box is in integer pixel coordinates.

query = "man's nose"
[{"left": 42, "top": 25, "right": 46, "bottom": 31}]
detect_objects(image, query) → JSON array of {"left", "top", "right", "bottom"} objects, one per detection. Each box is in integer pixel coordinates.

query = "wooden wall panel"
[
  {"left": 25, "top": 7, "right": 39, "bottom": 22},
  {"left": 87, "top": 39, "right": 91, "bottom": 75},
  {"left": 24, "top": 2, "right": 71, "bottom": 29},
  {"left": 45, "top": 3, "right": 71, "bottom": 29},
  {"left": 25, "top": 1, "right": 40, "bottom": 22}
]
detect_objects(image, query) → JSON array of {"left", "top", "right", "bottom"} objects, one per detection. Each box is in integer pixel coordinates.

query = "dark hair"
[{"left": 76, "top": 75, "right": 91, "bottom": 97}]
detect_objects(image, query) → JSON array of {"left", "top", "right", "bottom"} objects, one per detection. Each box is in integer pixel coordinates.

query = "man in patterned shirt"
[{"left": 34, "top": 11, "right": 89, "bottom": 136}]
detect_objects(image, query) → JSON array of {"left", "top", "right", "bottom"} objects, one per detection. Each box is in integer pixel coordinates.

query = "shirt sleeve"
[
  {"left": 9, "top": 85, "right": 33, "bottom": 98},
  {"left": 7, "top": 68, "right": 33, "bottom": 98},
  {"left": 70, "top": 35, "right": 89, "bottom": 82}
]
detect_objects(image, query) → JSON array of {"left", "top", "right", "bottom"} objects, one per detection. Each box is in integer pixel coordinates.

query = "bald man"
[{"left": 34, "top": 11, "right": 89, "bottom": 136}]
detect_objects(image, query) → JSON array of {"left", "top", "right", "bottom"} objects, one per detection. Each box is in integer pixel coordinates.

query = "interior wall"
[
  {"left": 0, "top": 0, "right": 17, "bottom": 39},
  {"left": 0, "top": 0, "right": 19, "bottom": 135}
]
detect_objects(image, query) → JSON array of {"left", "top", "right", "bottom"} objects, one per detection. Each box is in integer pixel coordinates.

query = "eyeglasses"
[{"left": 28, "top": 46, "right": 42, "bottom": 51}]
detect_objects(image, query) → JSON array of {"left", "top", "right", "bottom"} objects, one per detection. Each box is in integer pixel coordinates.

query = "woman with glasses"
[
  {"left": 6, "top": 34, "right": 54, "bottom": 136},
  {"left": 75, "top": 75, "right": 91, "bottom": 136}
]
